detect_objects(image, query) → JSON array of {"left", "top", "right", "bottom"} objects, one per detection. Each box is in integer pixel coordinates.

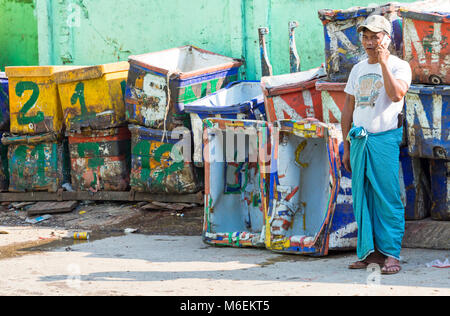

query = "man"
[{"left": 341, "top": 15, "right": 412, "bottom": 275}]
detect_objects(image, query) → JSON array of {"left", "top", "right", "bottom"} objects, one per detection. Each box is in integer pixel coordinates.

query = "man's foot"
[
  {"left": 381, "top": 257, "right": 401, "bottom": 275},
  {"left": 348, "top": 260, "right": 370, "bottom": 269},
  {"left": 348, "top": 251, "right": 385, "bottom": 269}
]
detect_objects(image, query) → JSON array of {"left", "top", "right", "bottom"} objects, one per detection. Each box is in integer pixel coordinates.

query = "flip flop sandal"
[
  {"left": 381, "top": 264, "right": 402, "bottom": 275},
  {"left": 348, "top": 260, "right": 369, "bottom": 269}
]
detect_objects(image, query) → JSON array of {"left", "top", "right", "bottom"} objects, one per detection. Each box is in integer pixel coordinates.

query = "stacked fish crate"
[
  {"left": 124, "top": 46, "right": 243, "bottom": 194},
  {"left": 400, "top": 6, "right": 450, "bottom": 221},
  {"left": 2, "top": 66, "right": 76, "bottom": 193},
  {"left": 55, "top": 62, "right": 131, "bottom": 192}
]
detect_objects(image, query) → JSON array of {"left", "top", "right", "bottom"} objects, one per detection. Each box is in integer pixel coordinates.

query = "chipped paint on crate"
[
  {"left": 202, "top": 118, "right": 269, "bottom": 248},
  {"left": 328, "top": 129, "right": 357, "bottom": 250},
  {"left": 318, "top": 3, "right": 403, "bottom": 82},
  {"left": 261, "top": 67, "right": 325, "bottom": 122},
  {"left": 405, "top": 84, "right": 449, "bottom": 159},
  {"left": 184, "top": 81, "right": 266, "bottom": 166},
  {"left": 56, "top": 62, "right": 129, "bottom": 132},
  {"left": 129, "top": 124, "right": 201, "bottom": 194},
  {"left": 5, "top": 66, "right": 82, "bottom": 135},
  {"left": 315, "top": 81, "right": 346, "bottom": 123},
  {"left": 400, "top": 146, "right": 431, "bottom": 220},
  {"left": 264, "top": 120, "right": 340, "bottom": 256},
  {"left": 125, "top": 46, "right": 242, "bottom": 130},
  {"left": 1, "top": 133, "right": 69, "bottom": 192},
  {"left": 429, "top": 159, "right": 450, "bottom": 221},
  {"left": 400, "top": 9, "right": 450, "bottom": 85},
  {"left": 68, "top": 127, "right": 131, "bottom": 191},
  {"left": 0, "top": 73, "right": 10, "bottom": 131},
  {"left": 0, "top": 132, "right": 8, "bottom": 191}
]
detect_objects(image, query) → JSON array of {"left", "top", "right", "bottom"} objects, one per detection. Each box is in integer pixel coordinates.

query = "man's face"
[{"left": 361, "top": 29, "right": 384, "bottom": 58}]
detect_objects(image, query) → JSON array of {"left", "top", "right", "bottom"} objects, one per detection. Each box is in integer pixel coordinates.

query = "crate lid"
[
  {"left": 408, "top": 84, "right": 450, "bottom": 95},
  {"left": 184, "top": 81, "right": 263, "bottom": 114},
  {"left": 5, "top": 66, "right": 84, "bottom": 78},
  {"left": 318, "top": 2, "right": 399, "bottom": 21},
  {"left": 315, "top": 80, "right": 347, "bottom": 91},
  {"left": 261, "top": 66, "right": 325, "bottom": 96},
  {"left": 399, "top": 8, "right": 450, "bottom": 22},
  {"left": 128, "top": 46, "right": 243, "bottom": 79},
  {"left": 399, "top": 0, "right": 450, "bottom": 20},
  {"left": 54, "top": 61, "right": 129, "bottom": 84}
]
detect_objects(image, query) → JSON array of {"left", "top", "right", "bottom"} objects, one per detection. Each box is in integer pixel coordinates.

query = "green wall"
[
  {"left": 0, "top": 0, "right": 39, "bottom": 71},
  {"left": 2, "top": 0, "right": 419, "bottom": 78}
]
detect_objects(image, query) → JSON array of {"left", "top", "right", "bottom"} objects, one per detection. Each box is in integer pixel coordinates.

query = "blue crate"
[
  {"left": 184, "top": 81, "right": 266, "bottom": 166},
  {"left": 405, "top": 84, "right": 450, "bottom": 160}
]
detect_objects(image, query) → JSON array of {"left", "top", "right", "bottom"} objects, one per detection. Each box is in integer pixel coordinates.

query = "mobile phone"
[{"left": 381, "top": 34, "right": 391, "bottom": 48}]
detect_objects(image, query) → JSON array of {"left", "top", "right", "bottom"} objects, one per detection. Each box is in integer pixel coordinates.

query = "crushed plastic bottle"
[{"left": 425, "top": 258, "right": 450, "bottom": 268}]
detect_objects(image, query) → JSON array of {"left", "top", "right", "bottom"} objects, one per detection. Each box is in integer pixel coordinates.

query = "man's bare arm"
[
  {"left": 377, "top": 45, "right": 409, "bottom": 102},
  {"left": 341, "top": 93, "right": 355, "bottom": 173}
]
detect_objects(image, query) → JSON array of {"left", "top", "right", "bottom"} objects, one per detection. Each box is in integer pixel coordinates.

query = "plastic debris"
[
  {"left": 62, "top": 183, "right": 74, "bottom": 192},
  {"left": 25, "top": 214, "right": 52, "bottom": 224},
  {"left": 425, "top": 258, "right": 450, "bottom": 268},
  {"left": 124, "top": 228, "right": 138, "bottom": 234}
]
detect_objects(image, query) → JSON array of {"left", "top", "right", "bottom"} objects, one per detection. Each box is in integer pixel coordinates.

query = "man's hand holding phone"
[{"left": 377, "top": 34, "right": 391, "bottom": 65}]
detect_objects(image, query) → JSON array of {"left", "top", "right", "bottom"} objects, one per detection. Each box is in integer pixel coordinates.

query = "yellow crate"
[
  {"left": 6, "top": 66, "right": 81, "bottom": 135},
  {"left": 55, "top": 61, "right": 129, "bottom": 131}
]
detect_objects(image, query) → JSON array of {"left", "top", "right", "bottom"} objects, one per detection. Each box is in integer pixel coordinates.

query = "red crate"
[
  {"left": 261, "top": 67, "right": 325, "bottom": 122},
  {"left": 400, "top": 9, "right": 450, "bottom": 84},
  {"left": 315, "top": 81, "right": 347, "bottom": 124}
]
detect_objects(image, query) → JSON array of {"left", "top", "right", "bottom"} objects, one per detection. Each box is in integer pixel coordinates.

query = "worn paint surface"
[
  {"left": 203, "top": 118, "right": 269, "bottom": 248},
  {"left": 68, "top": 127, "right": 131, "bottom": 191},
  {"left": 261, "top": 68, "right": 325, "bottom": 123},
  {"left": 405, "top": 84, "right": 449, "bottom": 159},
  {"left": 125, "top": 46, "right": 242, "bottom": 130},
  {"left": 328, "top": 125, "right": 357, "bottom": 250},
  {"left": 429, "top": 159, "right": 450, "bottom": 221},
  {"left": 2, "top": 133, "right": 68, "bottom": 193},
  {"left": 0, "top": 132, "right": 8, "bottom": 191},
  {"left": 319, "top": 3, "right": 402, "bottom": 82},
  {"left": 0, "top": 73, "right": 10, "bottom": 131},
  {"left": 289, "top": 21, "right": 301, "bottom": 73},
  {"left": 184, "top": 81, "right": 265, "bottom": 166},
  {"left": 258, "top": 27, "right": 273, "bottom": 77},
  {"left": 5, "top": 66, "right": 80, "bottom": 135},
  {"left": 56, "top": 62, "right": 129, "bottom": 132},
  {"left": 401, "top": 10, "right": 450, "bottom": 85},
  {"left": 264, "top": 120, "right": 340, "bottom": 256},
  {"left": 129, "top": 125, "right": 201, "bottom": 194},
  {"left": 316, "top": 81, "right": 346, "bottom": 123},
  {"left": 399, "top": 146, "right": 431, "bottom": 220}
]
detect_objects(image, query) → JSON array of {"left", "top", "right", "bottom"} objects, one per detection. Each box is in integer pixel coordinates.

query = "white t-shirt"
[{"left": 344, "top": 55, "right": 412, "bottom": 133}]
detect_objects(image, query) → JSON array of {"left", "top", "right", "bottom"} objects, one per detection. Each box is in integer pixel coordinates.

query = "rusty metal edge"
[{"left": 0, "top": 191, "right": 204, "bottom": 204}]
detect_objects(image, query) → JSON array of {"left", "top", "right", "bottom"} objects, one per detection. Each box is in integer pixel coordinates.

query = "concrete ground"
[{"left": 0, "top": 226, "right": 448, "bottom": 296}]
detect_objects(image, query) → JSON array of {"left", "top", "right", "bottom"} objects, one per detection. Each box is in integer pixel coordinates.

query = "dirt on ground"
[
  {"left": 0, "top": 200, "right": 205, "bottom": 260},
  {"left": 0, "top": 200, "right": 204, "bottom": 235}
]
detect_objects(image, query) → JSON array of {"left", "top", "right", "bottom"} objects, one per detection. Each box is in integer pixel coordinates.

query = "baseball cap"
[{"left": 357, "top": 15, "right": 392, "bottom": 35}]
